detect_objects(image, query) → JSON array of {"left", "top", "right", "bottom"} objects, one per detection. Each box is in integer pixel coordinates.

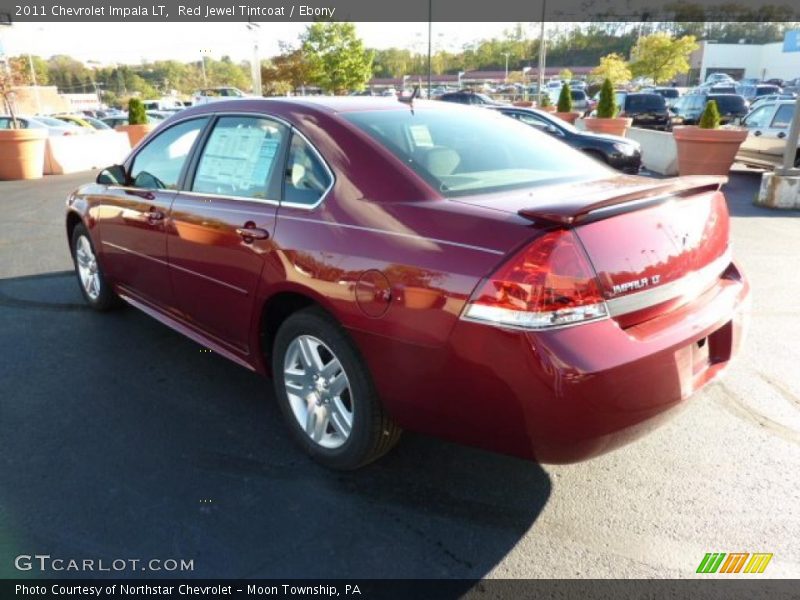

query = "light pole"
[
  {"left": 246, "top": 22, "right": 262, "bottom": 97},
  {"left": 522, "top": 66, "right": 532, "bottom": 101},
  {"left": 502, "top": 52, "right": 511, "bottom": 83},
  {"left": 457, "top": 71, "right": 465, "bottom": 89},
  {"left": 199, "top": 49, "right": 209, "bottom": 87},
  {"left": 537, "top": 0, "right": 547, "bottom": 104},
  {"left": 28, "top": 53, "right": 41, "bottom": 114},
  {"left": 427, "top": 0, "right": 432, "bottom": 99}
]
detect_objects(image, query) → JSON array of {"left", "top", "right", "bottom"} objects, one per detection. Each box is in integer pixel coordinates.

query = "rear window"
[
  {"left": 656, "top": 88, "right": 679, "bottom": 99},
  {"left": 756, "top": 86, "right": 780, "bottom": 96},
  {"left": 342, "top": 107, "right": 609, "bottom": 197},
  {"left": 625, "top": 94, "right": 666, "bottom": 111},
  {"left": 571, "top": 91, "right": 586, "bottom": 101},
  {"left": 708, "top": 95, "right": 746, "bottom": 113}
]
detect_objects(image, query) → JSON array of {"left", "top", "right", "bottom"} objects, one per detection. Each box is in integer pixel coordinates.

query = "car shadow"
[
  {"left": 0, "top": 272, "right": 551, "bottom": 581},
  {"left": 725, "top": 169, "right": 800, "bottom": 218}
]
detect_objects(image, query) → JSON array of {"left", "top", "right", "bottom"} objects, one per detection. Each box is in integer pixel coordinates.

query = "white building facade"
[{"left": 692, "top": 35, "right": 800, "bottom": 83}]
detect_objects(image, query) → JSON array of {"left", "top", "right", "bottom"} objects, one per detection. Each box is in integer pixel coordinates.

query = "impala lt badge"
[{"left": 613, "top": 275, "right": 661, "bottom": 295}]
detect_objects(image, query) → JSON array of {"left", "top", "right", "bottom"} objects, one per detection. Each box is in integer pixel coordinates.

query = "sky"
[{"left": 0, "top": 22, "right": 535, "bottom": 64}]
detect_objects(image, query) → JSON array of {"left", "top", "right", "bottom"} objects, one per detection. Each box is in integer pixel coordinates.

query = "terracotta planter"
[
  {"left": 554, "top": 111, "right": 579, "bottom": 124},
  {"left": 0, "top": 128, "right": 47, "bottom": 180},
  {"left": 512, "top": 100, "right": 534, "bottom": 107},
  {"left": 583, "top": 117, "right": 633, "bottom": 137},
  {"left": 116, "top": 123, "right": 155, "bottom": 148},
  {"left": 540, "top": 105, "right": 557, "bottom": 113},
  {"left": 672, "top": 126, "right": 748, "bottom": 176}
]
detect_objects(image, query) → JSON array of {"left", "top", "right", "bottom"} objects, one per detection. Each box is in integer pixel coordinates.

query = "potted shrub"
[
  {"left": 583, "top": 78, "right": 632, "bottom": 136},
  {"left": 116, "top": 98, "right": 155, "bottom": 148},
  {"left": 554, "top": 83, "right": 578, "bottom": 124},
  {"left": 672, "top": 99, "right": 748, "bottom": 176},
  {"left": 0, "top": 66, "right": 47, "bottom": 180},
  {"left": 537, "top": 92, "right": 556, "bottom": 113}
]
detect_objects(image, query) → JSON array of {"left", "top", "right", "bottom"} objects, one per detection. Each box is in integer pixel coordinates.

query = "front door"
[
  {"left": 167, "top": 115, "right": 289, "bottom": 352},
  {"left": 94, "top": 117, "right": 209, "bottom": 310}
]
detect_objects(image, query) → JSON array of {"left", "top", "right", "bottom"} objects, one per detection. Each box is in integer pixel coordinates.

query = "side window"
[
  {"left": 283, "top": 134, "right": 333, "bottom": 206},
  {"left": 770, "top": 105, "right": 794, "bottom": 129},
  {"left": 743, "top": 105, "right": 773, "bottom": 129},
  {"left": 130, "top": 118, "right": 208, "bottom": 190},
  {"left": 192, "top": 116, "right": 288, "bottom": 200}
]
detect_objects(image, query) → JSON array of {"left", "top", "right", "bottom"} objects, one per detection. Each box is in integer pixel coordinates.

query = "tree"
[
  {"left": 591, "top": 53, "right": 631, "bottom": 85},
  {"left": 629, "top": 33, "right": 698, "bottom": 84},
  {"left": 596, "top": 78, "right": 617, "bottom": 118},
  {"left": 301, "top": 22, "right": 373, "bottom": 94},
  {"left": 557, "top": 83, "right": 573, "bottom": 112},
  {"left": 559, "top": 68, "right": 574, "bottom": 82},
  {"left": 128, "top": 98, "right": 147, "bottom": 125},
  {"left": 0, "top": 60, "right": 26, "bottom": 127},
  {"left": 698, "top": 99, "right": 721, "bottom": 129},
  {"left": 262, "top": 47, "right": 314, "bottom": 94}
]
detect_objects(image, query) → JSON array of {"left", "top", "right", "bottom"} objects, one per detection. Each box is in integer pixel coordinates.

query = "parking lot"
[{"left": 0, "top": 168, "right": 798, "bottom": 579}]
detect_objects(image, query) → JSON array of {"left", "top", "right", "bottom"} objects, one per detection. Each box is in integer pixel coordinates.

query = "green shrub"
[
  {"left": 539, "top": 92, "right": 552, "bottom": 108},
  {"left": 596, "top": 78, "right": 617, "bottom": 118},
  {"left": 557, "top": 83, "right": 573, "bottom": 112},
  {"left": 698, "top": 99, "right": 721, "bottom": 129},
  {"left": 128, "top": 98, "right": 147, "bottom": 125}
]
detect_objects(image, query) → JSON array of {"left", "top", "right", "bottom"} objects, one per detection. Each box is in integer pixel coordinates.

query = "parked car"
[
  {"left": 650, "top": 87, "right": 681, "bottom": 107},
  {"left": 438, "top": 90, "right": 502, "bottom": 105},
  {"left": 101, "top": 114, "right": 164, "bottom": 128},
  {"left": 192, "top": 87, "right": 247, "bottom": 105},
  {"left": 739, "top": 84, "right": 783, "bottom": 101},
  {"left": 54, "top": 113, "right": 112, "bottom": 130},
  {"left": 705, "top": 72, "right": 735, "bottom": 85},
  {"left": 708, "top": 84, "right": 738, "bottom": 96},
  {"left": 671, "top": 93, "right": 749, "bottom": 126},
  {"left": 569, "top": 89, "right": 589, "bottom": 113},
  {"left": 619, "top": 93, "right": 671, "bottom": 130},
  {"left": 491, "top": 106, "right": 641, "bottom": 173},
  {"left": 65, "top": 97, "right": 749, "bottom": 469},
  {"left": 0, "top": 115, "right": 85, "bottom": 136},
  {"left": 748, "top": 93, "right": 797, "bottom": 111},
  {"left": 736, "top": 99, "right": 800, "bottom": 169}
]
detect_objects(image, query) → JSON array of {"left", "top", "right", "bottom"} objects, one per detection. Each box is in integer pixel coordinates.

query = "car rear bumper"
[{"left": 357, "top": 263, "right": 750, "bottom": 464}]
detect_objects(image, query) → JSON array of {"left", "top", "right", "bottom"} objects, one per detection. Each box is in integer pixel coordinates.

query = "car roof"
[{"left": 180, "top": 97, "right": 453, "bottom": 116}]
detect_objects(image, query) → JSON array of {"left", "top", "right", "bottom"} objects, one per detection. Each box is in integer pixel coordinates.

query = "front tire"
[
  {"left": 71, "top": 223, "right": 120, "bottom": 311},
  {"left": 272, "top": 307, "right": 401, "bottom": 470}
]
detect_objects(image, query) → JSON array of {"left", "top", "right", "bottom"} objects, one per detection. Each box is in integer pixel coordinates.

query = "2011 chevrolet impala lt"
[{"left": 65, "top": 98, "right": 750, "bottom": 469}]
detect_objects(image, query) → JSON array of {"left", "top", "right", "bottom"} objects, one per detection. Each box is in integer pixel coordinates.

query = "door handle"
[
  {"left": 753, "top": 130, "right": 762, "bottom": 136},
  {"left": 145, "top": 208, "right": 165, "bottom": 221},
  {"left": 236, "top": 227, "right": 270, "bottom": 242},
  {"left": 778, "top": 132, "right": 786, "bottom": 139}
]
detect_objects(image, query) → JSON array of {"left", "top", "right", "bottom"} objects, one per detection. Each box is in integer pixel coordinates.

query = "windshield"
[
  {"left": 625, "top": 94, "right": 666, "bottom": 111},
  {"left": 656, "top": 88, "right": 679, "bottom": 98},
  {"left": 756, "top": 86, "right": 780, "bottom": 96},
  {"left": 708, "top": 95, "right": 746, "bottom": 112},
  {"left": 343, "top": 106, "right": 609, "bottom": 197}
]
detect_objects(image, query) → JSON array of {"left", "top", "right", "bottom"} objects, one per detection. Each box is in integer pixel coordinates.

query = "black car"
[
  {"left": 651, "top": 87, "right": 680, "bottom": 106},
  {"left": 619, "top": 93, "right": 671, "bottom": 130},
  {"left": 491, "top": 106, "right": 641, "bottom": 173},
  {"left": 671, "top": 93, "right": 748, "bottom": 125},
  {"left": 438, "top": 90, "right": 502, "bottom": 106}
]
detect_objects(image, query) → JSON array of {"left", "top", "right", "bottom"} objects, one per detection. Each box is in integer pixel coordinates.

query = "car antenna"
[{"left": 398, "top": 85, "right": 419, "bottom": 112}]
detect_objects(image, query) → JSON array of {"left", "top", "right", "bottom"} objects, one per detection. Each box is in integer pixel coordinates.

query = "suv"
[
  {"left": 192, "top": 87, "right": 246, "bottom": 105},
  {"left": 736, "top": 99, "right": 800, "bottom": 169},
  {"left": 671, "top": 93, "right": 748, "bottom": 125},
  {"left": 619, "top": 93, "right": 670, "bottom": 130}
]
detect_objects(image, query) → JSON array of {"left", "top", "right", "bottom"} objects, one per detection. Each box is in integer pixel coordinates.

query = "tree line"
[{"left": 2, "top": 20, "right": 796, "bottom": 105}]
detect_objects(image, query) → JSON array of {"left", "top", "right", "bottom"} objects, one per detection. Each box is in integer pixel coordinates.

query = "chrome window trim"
[
  {"left": 605, "top": 249, "right": 732, "bottom": 317},
  {"left": 126, "top": 110, "right": 335, "bottom": 211}
]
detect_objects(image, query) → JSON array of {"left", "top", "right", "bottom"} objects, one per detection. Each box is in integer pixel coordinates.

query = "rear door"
[
  {"left": 738, "top": 103, "right": 776, "bottom": 162},
  {"left": 759, "top": 103, "right": 795, "bottom": 161},
  {"left": 167, "top": 114, "right": 289, "bottom": 352}
]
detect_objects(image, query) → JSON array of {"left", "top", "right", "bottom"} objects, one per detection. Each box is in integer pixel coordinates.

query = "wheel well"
[
  {"left": 66, "top": 212, "right": 83, "bottom": 255},
  {"left": 583, "top": 148, "right": 608, "bottom": 163},
  {"left": 259, "top": 292, "right": 317, "bottom": 371}
]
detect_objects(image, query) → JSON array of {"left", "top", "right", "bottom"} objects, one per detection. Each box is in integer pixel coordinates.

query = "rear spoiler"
[{"left": 518, "top": 175, "right": 726, "bottom": 226}]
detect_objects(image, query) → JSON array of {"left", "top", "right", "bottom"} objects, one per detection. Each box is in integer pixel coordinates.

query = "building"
[{"left": 690, "top": 34, "right": 800, "bottom": 83}]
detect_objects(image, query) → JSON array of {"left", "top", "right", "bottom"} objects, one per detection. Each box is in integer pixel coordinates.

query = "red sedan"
[{"left": 66, "top": 98, "right": 749, "bottom": 469}]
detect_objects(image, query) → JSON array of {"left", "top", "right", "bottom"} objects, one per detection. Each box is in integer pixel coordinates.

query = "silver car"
[{"left": 736, "top": 100, "right": 800, "bottom": 169}]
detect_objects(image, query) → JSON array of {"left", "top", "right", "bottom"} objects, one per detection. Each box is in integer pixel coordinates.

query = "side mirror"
[{"left": 97, "top": 164, "right": 127, "bottom": 185}]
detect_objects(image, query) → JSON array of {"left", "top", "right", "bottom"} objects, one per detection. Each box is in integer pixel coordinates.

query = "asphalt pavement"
[{"left": 0, "top": 168, "right": 798, "bottom": 579}]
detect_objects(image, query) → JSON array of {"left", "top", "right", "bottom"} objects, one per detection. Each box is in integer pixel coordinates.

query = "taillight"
[{"left": 462, "top": 229, "right": 608, "bottom": 330}]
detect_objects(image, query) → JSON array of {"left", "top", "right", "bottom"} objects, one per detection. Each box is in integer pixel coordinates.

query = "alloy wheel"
[{"left": 75, "top": 235, "right": 101, "bottom": 301}]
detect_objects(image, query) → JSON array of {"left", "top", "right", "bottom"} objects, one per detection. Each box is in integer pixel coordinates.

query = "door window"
[
  {"left": 770, "top": 104, "right": 795, "bottom": 129},
  {"left": 743, "top": 105, "right": 774, "bottom": 129},
  {"left": 192, "top": 116, "right": 288, "bottom": 200},
  {"left": 130, "top": 118, "right": 208, "bottom": 190},
  {"left": 283, "top": 135, "right": 333, "bottom": 206}
]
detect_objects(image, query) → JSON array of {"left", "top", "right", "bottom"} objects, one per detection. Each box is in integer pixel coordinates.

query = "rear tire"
[
  {"left": 272, "top": 307, "right": 401, "bottom": 470},
  {"left": 71, "top": 223, "right": 121, "bottom": 311}
]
